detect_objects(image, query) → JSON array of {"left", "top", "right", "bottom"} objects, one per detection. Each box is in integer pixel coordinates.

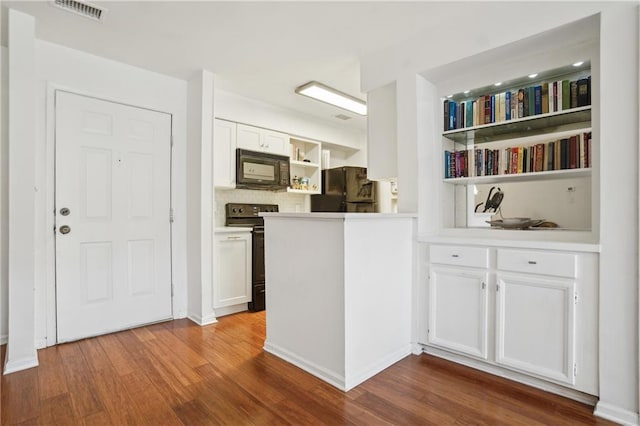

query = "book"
[
  {"left": 466, "top": 100, "right": 474, "bottom": 128},
  {"left": 499, "top": 92, "right": 506, "bottom": 122},
  {"left": 517, "top": 89, "right": 525, "bottom": 118},
  {"left": 460, "top": 101, "right": 466, "bottom": 129},
  {"left": 577, "top": 78, "right": 589, "bottom": 107},
  {"left": 534, "top": 85, "right": 542, "bottom": 115},
  {"left": 552, "top": 81, "right": 558, "bottom": 112},
  {"left": 556, "top": 80, "right": 563, "bottom": 111},
  {"left": 569, "top": 135, "right": 577, "bottom": 169},
  {"left": 535, "top": 143, "right": 544, "bottom": 172},
  {"left": 505, "top": 91, "right": 511, "bottom": 120},
  {"left": 528, "top": 86, "right": 535, "bottom": 116},
  {"left": 579, "top": 133, "right": 586, "bottom": 168},
  {"left": 450, "top": 101, "right": 457, "bottom": 130},
  {"left": 479, "top": 97, "right": 485, "bottom": 125},
  {"left": 490, "top": 95, "right": 496, "bottom": 123},
  {"left": 472, "top": 100, "right": 478, "bottom": 126},
  {"left": 541, "top": 83, "right": 549, "bottom": 114},
  {"left": 511, "top": 90, "right": 517, "bottom": 119},
  {"left": 562, "top": 80, "right": 570, "bottom": 110},
  {"left": 570, "top": 81, "right": 578, "bottom": 109},
  {"left": 560, "top": 138, "right": 569, "bottom": 169},
  {"left": 443, "top": 100, "right": 449, "bottom": 131},
  {"left": 523, "top": 88, "right": 529, "bottom": 117},
  {"left": 517, "top": 146, "right": 524, "bottom": 173},
  {"left": 484, "top": 95, "right": 492, "bottom": 124},
  {"left": 511, "top": 147, "right": 519, "bottom": 174}
]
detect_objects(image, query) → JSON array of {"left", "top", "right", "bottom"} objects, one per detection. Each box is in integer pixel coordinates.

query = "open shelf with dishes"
[{"left": 288, "top": 137, "right": 322, "bottom": 194}]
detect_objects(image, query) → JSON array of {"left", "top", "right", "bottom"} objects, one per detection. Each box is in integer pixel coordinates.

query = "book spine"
[
  {"left": 460, "top": 101, "right": 466, "bottom": 129},
  {"left": 499, "top": 92, "right": 506, "bottom": 122},
  {"left": 570, "top": 80, "right": 578, "bottom": 109},
  {"left": 505, "top": 91, "right": 511, "bottom": 120},
  {"left": 466, "top": 100, "right": 473, "bottom": 128},
  {"left": 523, "top": 88, "right": 529, "bottom": 117},
  {"left": 472, "top": 100, "right": 478, "bottom": 127},
  {"left": 579, "top": 133, "right": 586, "bottom": 168},
  {"left": 534, "top": 85, "right": 542, "bottom": 115},
  {"left": 443, "top": 100, "right": 449, "bottom": 131},
  {"left": 517, "top": 146, "right": 524, "bottom": 173},
  {"left": 536, "top": 143, "right": 544, "bottom": 172},
  {"left": 552, "top": 81, "right": 558, "bottom": 112},
  {"left": 517, "top": 89, "right": 525, "bottom": 118},
  {"left": 490, "top": 95, "right": 496, "bottom": 123},
  {"left": 450, "top": 101, "right": 457, "bottom": 130},
  {"left": 569, "top": 136, "right": 577, "bottom": 169},
  {"left": 541, "top": 83, "right": 549, "bottom": 114},
  {"left": 577, "top": 78, "right": 589, "bottom": 107},
  {"left": 444, "top": 151, "right": 451, "bottom": 178},
  {"left": 527, "top": 86, "right": 535, "bottom": 116},
  {"left": 560, "top": 138, "right": 569, "bottom": 169},
  {"left": 562, "top": 80, "right": 570, "bottom": 110},
  {"left": 484, "top": 95, "right": 492, "bottom": 124}
]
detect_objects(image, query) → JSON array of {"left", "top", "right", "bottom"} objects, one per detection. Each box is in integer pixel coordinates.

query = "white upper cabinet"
[
  {"left": 213, "top": 119, "right": 237, "bottom": 189},
  {"left": 237, "top": 123, "right": 290, "bottom": 157}
]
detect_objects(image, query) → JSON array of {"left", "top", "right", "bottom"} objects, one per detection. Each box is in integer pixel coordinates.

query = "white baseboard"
[
  {"left": 0, "top": 334, "right": 7, "bottom": 345},
  {"left": 345, "top": 345, "right": 412, "bottom": 391},
  {"left": 4, "top": 355, "right": 39, "bottom": 375},
  {"left": 187, "top": 313, "right": 217, "bottom": 326},
  {"left": 422, "top": 345, "right": 598, "bottom": 406},
  {"left": 264, "top": 341, "right": 412, "bottom": 392},
  {"left": 594, "top": 401, "right": 639, "bottom": 426},
  {"left": 264, "top": 340, "right": 347, "bottom": 391},
  {"left": 35, "top": 339, "right": 48, "bottom": 350},
  {"left": 214, "top": 304, "right": 248, "bottom": 318}
]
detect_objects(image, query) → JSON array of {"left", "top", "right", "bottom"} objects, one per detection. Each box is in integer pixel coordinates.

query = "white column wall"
[
  {"left": 594, "top": 6, "right": 639, "bottom": 424},
  {"left": 186, "top": 70, "right": 216, "bottom": 325},
  {"left": 4, "top": 9, "right": 38, "bottom": 374}
]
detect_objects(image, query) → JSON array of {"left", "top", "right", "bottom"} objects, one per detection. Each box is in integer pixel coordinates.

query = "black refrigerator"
[{"left": 310, "top": 167, "right": 377, "bottom": 212}]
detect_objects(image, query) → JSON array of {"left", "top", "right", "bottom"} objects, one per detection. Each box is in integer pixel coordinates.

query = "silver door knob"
[
  {"left": 60, "top": 208, "right": 70, "bottom": 216},
  {"left": 59, "top": 225, "right": 71, "bottom": 235}
]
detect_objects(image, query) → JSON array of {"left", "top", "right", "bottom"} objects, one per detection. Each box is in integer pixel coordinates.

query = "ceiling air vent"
[
  {"left": 51, "top": 0, "right": 107, "bottom": 22},
  {"left": 334, "top": 114, "right": 352, "bottom": 121}
]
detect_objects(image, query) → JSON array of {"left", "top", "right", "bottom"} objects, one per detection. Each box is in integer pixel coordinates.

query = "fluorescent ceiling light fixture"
[
  {"left": 528, "top": 73, "right": 538, "bottom": 79},
  {"left": 573, "top": 61, "right": 584, "bottom": 67},
  {"left": 295, "top": 81, "right": 367, "bottom": 116},
  {"left": 446, "top": 95, "right": 453, "bottom": 98},
  {"left": 494, "top": 82, "right": 502, "bottom": 87},
  {"left": 463, "top": 90, "right": 470, "bottom": 94}
]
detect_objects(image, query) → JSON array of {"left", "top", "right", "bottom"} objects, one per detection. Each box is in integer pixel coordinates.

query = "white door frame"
[{"left": 44, "top": 83, "right": 175, "bottom": 346}]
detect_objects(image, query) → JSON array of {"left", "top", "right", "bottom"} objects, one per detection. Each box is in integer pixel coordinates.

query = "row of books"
[
  {"left": 443, "top": 76, "right": 591, "bottom": 131},
  {"left": 444, "top": 132, "right": 592, "bottom": 179}
]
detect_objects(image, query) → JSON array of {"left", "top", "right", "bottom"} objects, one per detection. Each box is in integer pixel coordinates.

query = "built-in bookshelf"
[{"left": 440, "top": 62, "right": 594, "bottom": 231}]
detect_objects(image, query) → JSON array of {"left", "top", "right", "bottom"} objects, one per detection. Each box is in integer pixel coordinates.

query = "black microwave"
[{"left": 236, "top": 148, "right": 290, "bottom": 191}]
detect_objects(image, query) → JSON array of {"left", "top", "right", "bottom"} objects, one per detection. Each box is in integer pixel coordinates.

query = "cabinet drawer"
[
  {"left": 430, "top": 245, "right": 489, "bottom": 268},
  {"left": 497, "top": 249, "right": 576, "bottom": 278}
]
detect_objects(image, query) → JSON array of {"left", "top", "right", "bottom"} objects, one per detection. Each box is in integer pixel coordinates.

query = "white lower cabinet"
[
  {"left": 214, "top": 231, "right": 252, "bottom": 308},
  {"left": 426, "top": 244, "right": 597, "bottom": 395},
  {"left": 495, "top": 272, "right": 576, "bottom": 385},
  {"left": 429, "top": 266, "right": 488, "bottom": 359}
]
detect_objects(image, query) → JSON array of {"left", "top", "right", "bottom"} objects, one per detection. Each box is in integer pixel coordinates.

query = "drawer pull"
[
  {"left": 451, "top": 254, "right": 459, "bottom": 258},
  {"left": 528, "top": 260, "right": 537, "bottom": 265}
]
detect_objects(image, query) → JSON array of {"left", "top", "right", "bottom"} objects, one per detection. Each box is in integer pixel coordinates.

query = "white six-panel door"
[{"left": 55, "top": 91, "right": 172, "bottom": 343}]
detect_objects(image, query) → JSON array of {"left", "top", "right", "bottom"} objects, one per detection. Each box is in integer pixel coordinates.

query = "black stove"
[{"left": 225, "top": 203, "right": 279, "bottom": 311}]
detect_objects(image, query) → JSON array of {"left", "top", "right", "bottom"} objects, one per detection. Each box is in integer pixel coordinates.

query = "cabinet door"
[
  {"left": 213, "top": 119, "right": 237, "bottom": 188},
  {"left": 214, "top": 233, "right": 252, "bottom": 308},
  {"left": 262, "top": 129, "right": 290, "bottom": 156},
  {"left": 495, "top": 272, "right": 576, "bottom": 385},
  {"left": 428, "top": 266, "right": 489, "bottom": 359},
  {"left": 236, "top": 124, "right": 263, "bottom": 152}
]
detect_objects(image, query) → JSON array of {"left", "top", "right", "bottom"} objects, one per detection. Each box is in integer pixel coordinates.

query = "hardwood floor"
[{"left": 2, "top": 311, "right": 613, "bottom": 425}]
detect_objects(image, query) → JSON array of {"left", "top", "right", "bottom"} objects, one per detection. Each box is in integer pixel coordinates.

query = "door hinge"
[
  {"left": 573, "top": 363, "right": 577, "bottom": 377},
  {"left": 481, "top": 282, "right": 486, "bottom": 290},
  {"left": 496, "top": 283, "right": 500, "bottom": 292},
  {"left": 574, "top": 291, "right": 578, "bottom": 305},
  {"left": 169, "top": 208, "right": 175, "bottom": 223}
]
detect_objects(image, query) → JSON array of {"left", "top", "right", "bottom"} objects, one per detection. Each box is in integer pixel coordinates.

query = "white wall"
[
  {"left": 1, "top": 46, "right": 7, "bottom": 345},
  {"left": 24, "top": 39, "right": 188, "bottom": 355}
]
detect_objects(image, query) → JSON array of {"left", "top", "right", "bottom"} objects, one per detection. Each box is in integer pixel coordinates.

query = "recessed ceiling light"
[
  {"left": 573, "top": 61, "right": 584, "bottom": 67},
  {"left": 528, "top": 73, "right": 538, "bottom": 79},
  {"left": 494, "top": 82, "right": 502, "bottom": 87},
  {"left": 446, "top": 95, "right": 453, "bottom": 98},
  {"left": 295, "top": 81, "right": 367, "bottom": 116},
  {"left": 463, "top": 90, "right": 470, "bottom": 94}
]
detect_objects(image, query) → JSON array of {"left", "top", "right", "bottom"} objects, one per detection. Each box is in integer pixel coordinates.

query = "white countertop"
[
  {"left": 215, "top": 226, "right": 253, "bottom": 233},
  {"left": 261, "top": 212, "right": 417, "bottom": 220}
]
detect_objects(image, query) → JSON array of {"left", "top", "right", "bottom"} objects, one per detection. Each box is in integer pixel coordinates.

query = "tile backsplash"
[{"left": 214, "top": 189, "right": 310, "bottom": 226}]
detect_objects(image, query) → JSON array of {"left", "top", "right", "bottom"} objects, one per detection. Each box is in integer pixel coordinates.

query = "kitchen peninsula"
[{"left": 261, "top": 212, "right": 417, "bottom": 391}]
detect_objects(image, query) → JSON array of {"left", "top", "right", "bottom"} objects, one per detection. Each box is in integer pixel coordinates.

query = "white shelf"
[
  {"left": 443, "top": 106, "right": 591, "bottom": 145},
  {"left": 287, "top": 188, "right": 321, "bottom": 195},
  {"left": 290, "top": 160, "right": 320, "bottom": 168},
  {"left": 443, "top": 168, "right": 591, "bottom": 185}
]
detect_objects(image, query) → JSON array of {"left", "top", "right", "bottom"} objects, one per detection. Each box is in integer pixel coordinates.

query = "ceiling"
[{"left": 1, "top": 1, "right": 455, "bottom": 131}]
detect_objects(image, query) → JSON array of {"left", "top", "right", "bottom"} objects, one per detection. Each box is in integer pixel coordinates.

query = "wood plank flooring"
[{"left": 1, "top": 311, "right": 613, "bottom": 425}]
